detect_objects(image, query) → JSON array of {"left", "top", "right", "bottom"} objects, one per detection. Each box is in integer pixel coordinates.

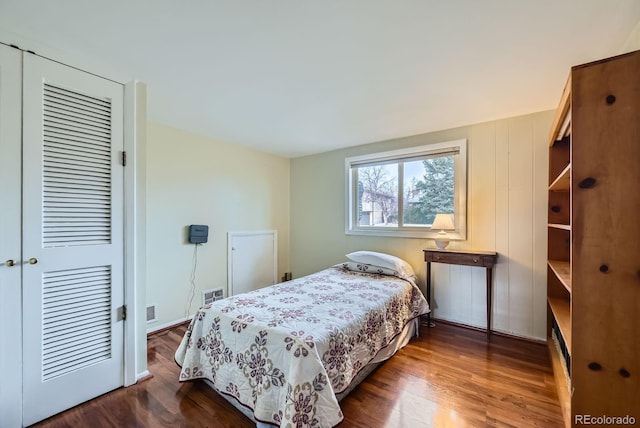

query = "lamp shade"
[{"left": 431, "top": 213, "right": 455, "bottom": 230}]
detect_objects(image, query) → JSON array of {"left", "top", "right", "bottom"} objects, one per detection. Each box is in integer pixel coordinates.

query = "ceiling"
[{"left": 1, "top": 1, "right": 639, "bottom": 158}]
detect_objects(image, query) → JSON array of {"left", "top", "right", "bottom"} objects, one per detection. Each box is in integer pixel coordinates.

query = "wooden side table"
[{"left": 423, "top": 249, "right": 498, "bottom": 339}]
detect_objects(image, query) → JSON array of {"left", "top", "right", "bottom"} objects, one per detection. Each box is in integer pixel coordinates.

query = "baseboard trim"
[
  {"left": 147, "top": 317, "right": 192, "bottom": 337},
  {"left": 136, "top": 370, "right": 153, "bottom": 383},
  {"left": 429, "top": 317, "right": 546, "bottom": 345}
]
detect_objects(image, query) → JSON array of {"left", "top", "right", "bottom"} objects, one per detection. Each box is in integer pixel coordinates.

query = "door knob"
[
  {"left": 28, "top": 258, "right": 38, "bottom": 265},
  {"left": 5, "top": 259, "right": 16, "bottom": 267}
]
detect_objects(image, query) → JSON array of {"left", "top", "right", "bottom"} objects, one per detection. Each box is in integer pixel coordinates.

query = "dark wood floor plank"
[{"left": 32, "top": 322, "right": 563, "bottom": 427}]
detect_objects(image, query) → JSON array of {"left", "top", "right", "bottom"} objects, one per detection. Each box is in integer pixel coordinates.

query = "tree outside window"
[
  {"left": 358, "top": 165, "right": 398, "bottom": 226},
  {"left": 403, "top": 156, "right": 454, "bottom": 226},
  {"left": 346, "top": 139, "right": 466, "bottom": 239}
]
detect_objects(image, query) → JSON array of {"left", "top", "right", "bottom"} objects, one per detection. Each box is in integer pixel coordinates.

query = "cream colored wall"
[
  {"left": 290, "top": 110, "right": 554, "bottom": 340},
  {"left": 621, "top": 18, "right": 640, "bottom": 52},
  {"left": 145, "top": 122, "right": 290, "bottom": 328}
]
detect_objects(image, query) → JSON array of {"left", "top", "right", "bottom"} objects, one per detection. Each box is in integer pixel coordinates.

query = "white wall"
[
  {"left": 621, "top": 18, "right": 640, "bottom": 52},
  {"left": 290, "top": 110, "right": 554, "bottom": 340},
  {"left": 145, "top": 122, "right": 290, "bottom": 329}
]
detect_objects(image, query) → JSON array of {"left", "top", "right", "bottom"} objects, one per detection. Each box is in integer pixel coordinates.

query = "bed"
[{"left": 175, "top": 251, "right": 429, "bottom": 427}]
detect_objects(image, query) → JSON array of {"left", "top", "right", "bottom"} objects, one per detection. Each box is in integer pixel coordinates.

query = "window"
[{"left": 345, "top": 139, "right": 467, "bottom": 239}]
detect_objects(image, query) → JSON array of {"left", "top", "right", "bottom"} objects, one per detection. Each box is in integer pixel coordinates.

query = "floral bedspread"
[{"left": 175, "top": 263, "right": 429, "bottom": 427}]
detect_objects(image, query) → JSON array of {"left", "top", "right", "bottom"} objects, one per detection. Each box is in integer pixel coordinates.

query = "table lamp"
[{"left": 431, "top": 213, "right": 455, "bottom": 249}]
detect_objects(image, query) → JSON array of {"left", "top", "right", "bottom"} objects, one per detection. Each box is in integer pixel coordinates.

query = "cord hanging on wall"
[
  {"left": 185, "top": 224, "right": 208, "bottom": 317},
  {"left": 185, "top": 243, "right": 200, "bottom": 318}
]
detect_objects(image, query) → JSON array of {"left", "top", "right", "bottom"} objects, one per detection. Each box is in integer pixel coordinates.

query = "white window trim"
[{"left": 345, "top": 139, "right": 467, "bottom": 239}]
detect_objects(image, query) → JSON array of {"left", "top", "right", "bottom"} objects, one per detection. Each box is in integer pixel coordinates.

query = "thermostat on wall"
[{"left": 188, "top": 225, "right": 209, "bottom": 244}]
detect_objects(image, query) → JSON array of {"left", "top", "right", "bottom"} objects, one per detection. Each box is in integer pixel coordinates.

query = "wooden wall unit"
[{"left": 547, "top": 50, "right": 640, "bottom": 426}]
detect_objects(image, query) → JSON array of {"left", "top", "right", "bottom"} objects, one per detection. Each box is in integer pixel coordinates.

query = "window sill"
[{"left": 345, "top": 228, "right": 466, "bottom": 240}]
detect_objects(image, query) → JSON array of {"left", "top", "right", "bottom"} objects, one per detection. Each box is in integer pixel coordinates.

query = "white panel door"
[
  {"left": 229, "top": 231, "right": 277, "bottom": 296},
  {"left": 0, "top": 43, "right": 23, "bottom": 428},
  {"left": 21, "top": 53, "right": 125, "bottom": 426}
]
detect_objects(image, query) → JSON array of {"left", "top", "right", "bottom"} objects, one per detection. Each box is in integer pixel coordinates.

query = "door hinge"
[
  {"left": 121, "top": 151, "right": 127, "bottom": 166},
  {"left": 118, "top": 305, "right": 127, "bottom": 321}
]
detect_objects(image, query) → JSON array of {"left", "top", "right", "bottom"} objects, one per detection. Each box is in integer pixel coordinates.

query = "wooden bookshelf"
[
  {"left": 547, "top": 260, "right": 571, "bottom": 292},
  {"left": 547, "top": 50, "right": 640, "bottom": 426},
  {"left": 547, "top": 296, "right": 571, "bottom": 351},
  {"left": 548, "top": 164, "right": 570, "bottom": 191},
  {"left": 548, "top": 75, "right": 572, "bottom": 146}
]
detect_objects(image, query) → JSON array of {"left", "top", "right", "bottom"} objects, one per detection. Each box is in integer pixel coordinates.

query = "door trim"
[{"left": 123, "top": 81, "right": 146, "bottom": 386}]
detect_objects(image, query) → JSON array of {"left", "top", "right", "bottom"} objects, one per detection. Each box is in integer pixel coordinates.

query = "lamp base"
[{"left": 434, "top": 239, "right": 450, "bottom": 250}]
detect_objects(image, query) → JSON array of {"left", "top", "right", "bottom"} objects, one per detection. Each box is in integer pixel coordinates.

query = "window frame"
[{"left": 345, "top": 139, "right": 467, "bottom": 239}]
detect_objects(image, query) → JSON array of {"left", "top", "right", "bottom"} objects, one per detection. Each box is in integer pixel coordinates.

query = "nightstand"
[{"left": 423, "top": 249, "right": 498, "bottom": 339}]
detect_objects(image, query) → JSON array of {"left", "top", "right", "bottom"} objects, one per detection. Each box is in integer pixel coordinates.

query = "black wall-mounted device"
[{"left": 188, "top": 225, "right": 209, "bottom": 244}]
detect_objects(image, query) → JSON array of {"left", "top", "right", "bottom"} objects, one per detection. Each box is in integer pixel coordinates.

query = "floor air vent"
[{"left": 202, "top": 288, "right": 224, "bottom": 305}]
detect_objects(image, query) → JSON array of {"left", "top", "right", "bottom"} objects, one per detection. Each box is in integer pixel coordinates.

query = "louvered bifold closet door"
[{"left": 22, "top": 53, "right": 125, "bottom": 426}]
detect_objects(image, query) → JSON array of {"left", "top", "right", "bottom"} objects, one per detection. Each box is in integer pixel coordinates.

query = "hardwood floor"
[{"left": 33, "top": 322, "right": 563, "bottom": 427}]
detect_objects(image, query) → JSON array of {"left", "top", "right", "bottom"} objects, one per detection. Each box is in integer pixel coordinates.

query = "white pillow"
[{"left": 345, "top": 251, "right": 415, "bottom": 278}]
